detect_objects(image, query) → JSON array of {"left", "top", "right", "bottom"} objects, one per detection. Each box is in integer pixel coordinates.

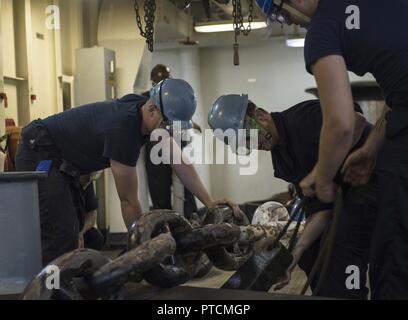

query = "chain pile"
[{"left": 22, "top": 207, "right": 290, "bottom": 299}]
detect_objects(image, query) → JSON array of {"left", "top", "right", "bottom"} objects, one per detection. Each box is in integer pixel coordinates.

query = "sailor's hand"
[
  {"left": 210, "top": 197, "right": 243, "bottom": 218},
  {"left": 341, "top": 146, "right": 375, "bottom": 186},
  {"left": 301, "top": 167, "right": 337, "bottom": 203},
  {"left": 300, "top": 167, "right": 317, "bottom": 198}
]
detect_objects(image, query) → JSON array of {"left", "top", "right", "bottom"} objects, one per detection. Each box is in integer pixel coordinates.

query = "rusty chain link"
[{"left": 134, "top": 0, "right": 156, "bottom": 52}]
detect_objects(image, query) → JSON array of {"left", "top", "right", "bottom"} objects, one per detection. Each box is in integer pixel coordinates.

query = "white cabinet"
[{"left": 75, "top": 47, "right": 116, "bottom": 106}]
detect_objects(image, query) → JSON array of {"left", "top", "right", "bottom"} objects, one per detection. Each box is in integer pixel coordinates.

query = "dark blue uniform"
[
  {"left": 15, "top": 95, "right": 148, "bottom": 265},
  {"left": 271, "top": 100, "right": 377, "bottom": 299},
  {"left": 305, "top": 0, "right": 408, "bottom": 299},
  {"left": 41, "top": 94, "right": 148, "bottom": 174}
]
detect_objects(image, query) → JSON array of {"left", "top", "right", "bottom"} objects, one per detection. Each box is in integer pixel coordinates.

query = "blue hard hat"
[
  {"left": 208, "top": 94, "right": 249, "bottom": 148},
  {"left": 150, "top": 78, "right": 196, "bottom": 129},
  {"left": 256, "top": 0, "right": 275, "bottom": 15}
]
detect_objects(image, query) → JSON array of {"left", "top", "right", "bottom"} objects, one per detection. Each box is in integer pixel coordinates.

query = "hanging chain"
[
  {"left": 134, "top": 0, "right": 157, "bottom": 52},
  {"left": 232, "top": 0, "right": 254, "bottom": 66},
  {"left": 246, "top": 0, "right": 254, "bottom": 35},
  {"left": 232, "top": 0, "right": 254, "bottom": 37}
]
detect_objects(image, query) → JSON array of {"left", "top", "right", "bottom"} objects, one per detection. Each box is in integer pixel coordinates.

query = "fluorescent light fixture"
[
  {"left": 194, "top": 21, "right": 267, "bottom": 33},
  {"left": 286, "top": 38, "right": 305, "bottom": 48}
]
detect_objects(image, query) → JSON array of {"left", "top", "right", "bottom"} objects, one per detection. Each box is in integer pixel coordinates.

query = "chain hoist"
[
  {"left": 134, "top": 0, "right": 157, "bottom": 52},
  {"left": 232, "top": 0, "right": 254, "bottom": 66}
]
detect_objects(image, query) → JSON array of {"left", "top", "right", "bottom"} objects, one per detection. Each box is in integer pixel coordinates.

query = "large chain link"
[{"left": 134, "top": 0, "right": 156, "bottom": 52}]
